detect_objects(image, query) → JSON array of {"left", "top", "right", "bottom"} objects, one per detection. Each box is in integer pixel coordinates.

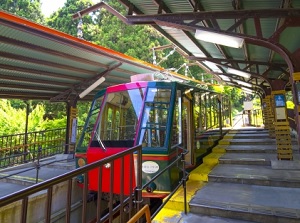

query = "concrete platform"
[
  {"left": 0, "top": 182, "right": 28, "bottom": 198},
  {"left": 0, "top": 156, "right": 75, "bottom": 198},
  {"left": 189, "top": 182, "right": 300, "bottom": 223}
]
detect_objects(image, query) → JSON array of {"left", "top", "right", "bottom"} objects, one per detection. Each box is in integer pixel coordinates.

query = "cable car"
[{"left": 75, "top": 75, "right": 230, "bottom": 198}]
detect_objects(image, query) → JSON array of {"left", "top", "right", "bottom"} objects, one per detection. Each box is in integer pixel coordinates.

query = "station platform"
[
  {"left": 0, "top": 154, "right": 75, "bottom": 198},
  {"left": 153, "top": 127, "right": 300, "bottom": 223}
]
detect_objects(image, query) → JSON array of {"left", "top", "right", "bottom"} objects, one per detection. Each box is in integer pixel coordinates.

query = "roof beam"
[
  {"left": 189, "top": 56, "right": 287, "bottom": 68},
  {"left": 50, "top": 62, "right": 122, "bottom": 102},
  {"left": 126, "top": 9, "right": 300, "bottom": 24}
]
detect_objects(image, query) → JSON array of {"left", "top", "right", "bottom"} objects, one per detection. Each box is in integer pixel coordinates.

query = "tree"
[
  {"left": 46, "top": 0, "right": 190, "bottom": 74},
  {"left": 0, "top": 0, "right": 44, "bottom": 23},
  {"left": 46, "top": 0, "right": 96, "bottom": 40}
]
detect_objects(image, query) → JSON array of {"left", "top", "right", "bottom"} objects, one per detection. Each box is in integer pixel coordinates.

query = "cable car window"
[
  {"left": 94, "top": 88, "right": 144, "bottom": 142},
  {"left": 139, "top": 88, "right": 171, "bottom": 148},
  {"left": 77, "top": 94, "right": 104, "bottom": 149}
]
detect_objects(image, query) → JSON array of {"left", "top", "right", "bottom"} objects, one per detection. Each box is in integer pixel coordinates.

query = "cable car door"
[{"left": 183, "top": 96, "right": 195, "bottom": 166}]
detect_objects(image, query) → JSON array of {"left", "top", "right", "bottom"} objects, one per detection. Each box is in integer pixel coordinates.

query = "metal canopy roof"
[
  {"left": 114, "top": 0, "right": 300, "bottom": 96},
  {"left": 0, "top": 10, "right": 200, "bottom": 102}
]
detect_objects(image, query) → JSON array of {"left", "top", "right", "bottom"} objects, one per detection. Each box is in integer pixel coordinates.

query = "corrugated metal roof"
[
  {"left": 117, "top": 0, "right": 300, "bottom": 95},
  {"left": 0, "top": 10, "right": 202, "bottom": 102}
]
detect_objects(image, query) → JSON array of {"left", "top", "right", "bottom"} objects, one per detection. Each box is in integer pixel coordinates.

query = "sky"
[
  {"left": 40, "top": 0, "right": 66, "bottom": 17},
  {"left": 40, "top": 0, "right": 98, "bottom": 17}
]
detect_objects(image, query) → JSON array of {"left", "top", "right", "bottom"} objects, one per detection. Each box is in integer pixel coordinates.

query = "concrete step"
[
  {"left": 208, "top": 164, "right": 300, "bottom": 188},
  {"left": 229, "top": 128, "right": 267, "bottom": 134},
  {"left": 175, "top": 212, "right": 258, "bottom": 223},
  {"left": 224, "top": 133, "right": 270, "bottom": 139},
  {"left": 189, "top": 182, "right": 300, "bottom": 223},
  {"left": 224, "top": 144, "right": 300, "bottom": 153},
  {"left": 219, "top": 138, "right": 276, "bottom": 145},
  {"left": 219, "top": 153, "right": 300, "bottom": 165},
  {"left": 219, "top": 153, "right": 274, "bottom": 165}
]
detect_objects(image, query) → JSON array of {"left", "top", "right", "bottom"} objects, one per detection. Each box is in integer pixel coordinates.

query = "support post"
[
  {"left": 272, "top": 90, "right": 293, "bottom": 160},
  {"left": 24, "top": 101, "right": 30, "bottom": 162},
  {"left": 65, "top": 102, "right": 78, "bottom": 154}
]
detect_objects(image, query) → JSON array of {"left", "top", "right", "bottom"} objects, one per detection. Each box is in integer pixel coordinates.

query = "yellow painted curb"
[
  {"left": 203, "top": 152, "right": 224, "bottom": 166},
  {"left": 189, "top": 163, "right": 211, "bottom": 181},
  {"left": 0, "top": 173, "right": 43, "bottom": 182},
  {"left": 153, "top": 180, "right": 206, "bottom": 222},
  {"left": 223, "top": 134, "right": 234, "bottom": 139},
  {"left": 219, "top": 139, "right": 230, "bottom": 145},
  {"left": 152, "top": 208, "right": 182, "bottom": 223},
  {"left": 212, "top": 146, "right": 227, "bottom": 153},
  {"left": 163, "top": 180, "right": 206, "bottom": 211}
]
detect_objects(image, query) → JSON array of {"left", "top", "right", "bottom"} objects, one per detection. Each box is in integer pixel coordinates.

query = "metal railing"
[
  {"left": 0, "top": 127, "right": 83, "bottom": 168},
  {"left": 145, "top": 144, "right": 189, "bottom": 221},
  {"left": 0, "top": 143, "right": 189, "bottom": 223},
  {"left": 127, "top": 204, "right": 151, "bottom": 223},
  {"left": 0, "top": 145, "right": 143, "bottom": 223}
]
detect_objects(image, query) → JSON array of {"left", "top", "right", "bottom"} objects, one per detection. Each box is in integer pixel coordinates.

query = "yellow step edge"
[
  {"left": 153, "top": 140, "right": 228, "bottom": 222},
  {"left": 223, "top": 135, "right": 234, "bottom": 139},
  {"left": 219, "top": 139, "right": 230, "bottom": 145},
  {"left": 203, "top": 152, "right": 224, "bottom": 166},
  {"left": 153, "top": 180, "right": 206, "bottom": 222},
  {"left": 213, "top": 145, "right": 227, "bottom": 153},
  {"left": 189, "top": 163, "right": 214, "bottom": 182}
]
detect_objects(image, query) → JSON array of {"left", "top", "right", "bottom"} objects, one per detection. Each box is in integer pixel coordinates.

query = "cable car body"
[{"left": 75, "top": 79, "right": 230, "bottom": 198}]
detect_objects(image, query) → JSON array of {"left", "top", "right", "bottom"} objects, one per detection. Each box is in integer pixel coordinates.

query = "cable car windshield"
[
  {"left": 94, "top": 88, "right": 145, "bottom": 141},
  {"left": 138, "top": 88, "right": 172, "bottom": 148}
]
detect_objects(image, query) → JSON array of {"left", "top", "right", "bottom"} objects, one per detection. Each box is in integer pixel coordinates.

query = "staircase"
[{"left": 188, "top": 128, "right": 300, "bottom": 223}]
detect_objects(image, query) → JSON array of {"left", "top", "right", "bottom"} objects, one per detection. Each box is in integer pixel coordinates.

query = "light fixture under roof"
[
  {"left": 236, "top": 80, "right": 252, "bottom": 88},
  {"left": 195, "top": 30, "right": 244, "bottom": 48},
  {"left": 219, "top": 75, "right": 231, "bottom": 81},
  {"left": 227, "top": 68, "right": 251, "bottom": 79},
  {"left": 241, "top": 87, "right": 253, "bottom": 94},
  {"left": 79, "top": 77, "right": 105, "bottom": 98}
]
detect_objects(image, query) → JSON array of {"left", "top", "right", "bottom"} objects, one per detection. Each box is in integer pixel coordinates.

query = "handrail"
[
  {"left": 140, "top": 145, "right": 189, "bottom": 220},
  {"left": 0, "top": 127, "right": 83, "bottom": 168},
  {"left": 0, "top": 145, "right": 143, "bottom": 223},
  {"left": 127, "top": 204, "right": 151, "bottom": 223}
]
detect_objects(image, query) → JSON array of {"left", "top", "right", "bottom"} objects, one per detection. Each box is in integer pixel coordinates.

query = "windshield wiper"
[{"left": 94, "top": 131, "right": 106, "bottom": 151}]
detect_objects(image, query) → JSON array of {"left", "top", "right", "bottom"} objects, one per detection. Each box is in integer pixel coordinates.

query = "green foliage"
[
  {"left": 0, "top": 99, "right": 69, "bottom": 135},
  {"left": 211, "top": 85, "right": 224, "bottom": 93},
  {"left": 0, "top": 0, "right": 44, "bottom": 23},
  {"left": 46, "top": 0, "right": 95, "bottom": 39},
  {"left": 0, "top": 100, "right": 25, "bottom": 135},
  {"left": 223, "top": 86, "right": 245, "bottom": 111}
]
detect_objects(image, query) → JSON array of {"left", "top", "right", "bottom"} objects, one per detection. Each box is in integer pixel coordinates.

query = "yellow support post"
[
  {"left": 272, "top": 90, "right": 293, "bottom": 160},
  {"left": 262, "top": 95, "right": 275, "bottom": 137}
]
